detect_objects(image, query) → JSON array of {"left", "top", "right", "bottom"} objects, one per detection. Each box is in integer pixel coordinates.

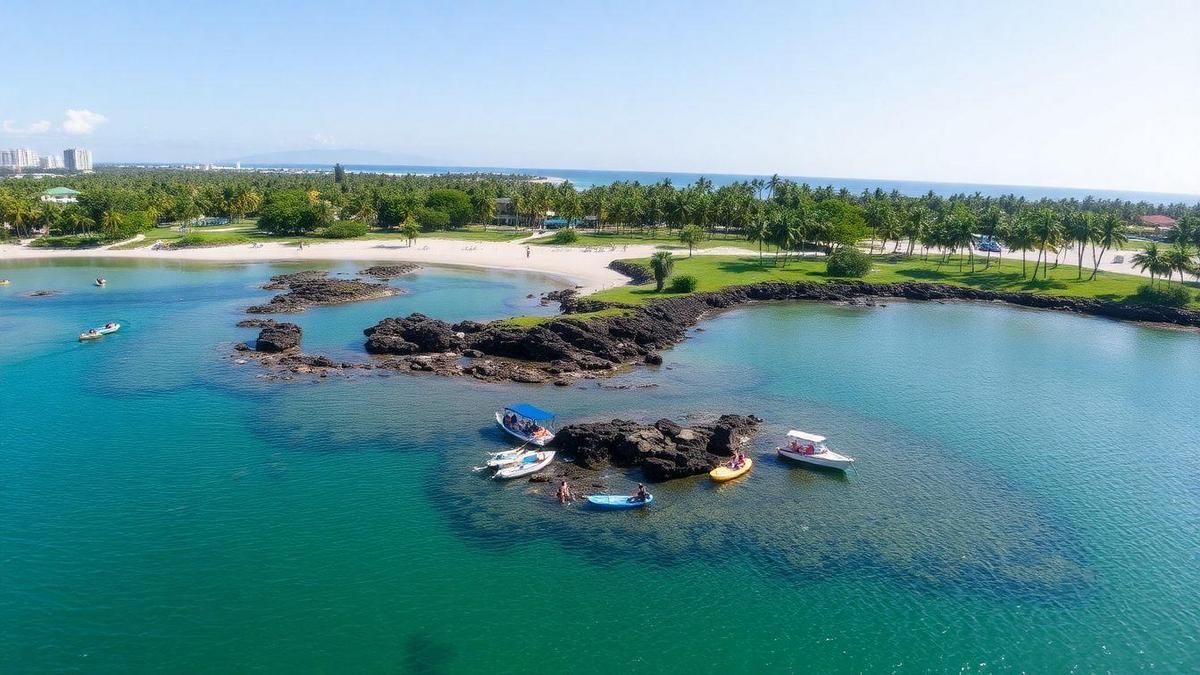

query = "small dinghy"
[
  {"left": 777, "top": 430, "right": 854, "bottom": 471},
  {"left": 586, "top": 494, "right": 653, "bottom": 509},
  {"left": 495, "top": 403, "right": 556, "bottom": 446},
  {"left": 494, "top": 451, "right": 555, "bottom": 479},
  {"left": 79, "top": 322, "right": 121, "bottom": 341},
  {"left": 0, "top": 279, "right": 10, "bottom": 286},
  {"left": 710, "top": 457, "right": 753, "bottom": 482},
  {"left": 486, "top": 448, "right": 537, "bottom": 468},
  {"left": 94, "top": 278, "right": 106, "bottom": 287}
]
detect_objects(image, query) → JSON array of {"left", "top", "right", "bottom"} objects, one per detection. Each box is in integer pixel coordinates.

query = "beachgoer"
[
  {"left": 525, "top": 246, "right": 531, "bottom": 258},
  {"left": 632, "top": 483, "right": 648, "bottom": 502},
  {"left": 557, "top": 480, "right": 571, "bottom": 504}
]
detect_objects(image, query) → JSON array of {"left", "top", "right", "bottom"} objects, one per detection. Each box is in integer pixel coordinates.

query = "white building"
[
  {"left": 39, "top": 155, "right": 63, "bottom": 169},
  {"left": 63, "top": 148, "right": 93, "bottom": 172},
  {"left": 1, "top": 148, "right": 40, "bottom": 168},
  {"left": 40, "top": 187, "right": 81, "bottom": 203}
]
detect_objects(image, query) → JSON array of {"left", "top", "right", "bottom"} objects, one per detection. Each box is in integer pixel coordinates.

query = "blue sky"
[{"left": 4, "top": 0, "right": 1197, "bottom": 193}]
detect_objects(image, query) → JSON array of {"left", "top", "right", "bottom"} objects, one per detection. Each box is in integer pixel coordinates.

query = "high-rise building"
[
  {"left": 63, "top": 148, "right": 93, "bottom": 172},
  {"left": 1, "top": 148, "right": 40, "bottom": 168},
  {"left": 39, "top": 155, "right": 63, "bottom": 169}
]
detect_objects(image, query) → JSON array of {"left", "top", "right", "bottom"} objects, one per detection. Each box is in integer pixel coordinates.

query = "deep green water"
[{"left": 2, "top": 259, "right": 1198, "bottom": 673}]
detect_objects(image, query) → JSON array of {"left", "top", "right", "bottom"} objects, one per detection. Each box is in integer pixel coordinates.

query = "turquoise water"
[{"left": 2, "top": 260, "right": 1199, "bottom": 673}]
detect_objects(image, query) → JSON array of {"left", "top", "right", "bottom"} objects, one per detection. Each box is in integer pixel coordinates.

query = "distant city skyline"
[{"left": 2, "top": 0, "right": 1197, "bottom": 194}]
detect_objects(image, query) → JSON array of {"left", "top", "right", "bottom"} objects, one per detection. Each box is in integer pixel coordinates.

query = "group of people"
[
  {"left": 553, "top": 480, "right": 649, "bottom": 505},
  {"left": 786, "top": 439, "right": 817, "bottom": 455},
  {"left": 502, "top": 413, "right": 549, "bottom": 440},
  {"left": 727, "top": 451, "right": 748, "bottom": 469}
]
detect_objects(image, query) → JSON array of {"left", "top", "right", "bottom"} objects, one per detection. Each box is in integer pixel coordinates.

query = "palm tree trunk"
[{"left": 1089, "top": 245, "right": 1108, "bottom": 281}]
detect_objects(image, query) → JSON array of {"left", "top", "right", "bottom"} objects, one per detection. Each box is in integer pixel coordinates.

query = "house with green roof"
[{"left": 40, "top": 187, "right": 81, "bottom": 204}]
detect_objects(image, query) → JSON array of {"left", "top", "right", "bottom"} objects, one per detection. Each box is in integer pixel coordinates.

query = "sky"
[{"left": 3, "top": 0, "right": 1198, "bottom": 194}]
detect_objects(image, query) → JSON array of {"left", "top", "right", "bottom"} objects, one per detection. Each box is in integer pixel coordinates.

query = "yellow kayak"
[{"left": 710, "top": 457, "right": 753, "bottom": 482}]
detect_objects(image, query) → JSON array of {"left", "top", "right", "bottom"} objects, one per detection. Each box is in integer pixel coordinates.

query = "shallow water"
[{"left": 2, "top": 259, "right": 1198, "bottom": 673}]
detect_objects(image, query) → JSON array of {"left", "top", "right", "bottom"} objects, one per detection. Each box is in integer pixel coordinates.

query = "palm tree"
[
  {"left": 1131, "top": 242, "right": 1171, "bottom": 287},
  {"left": 1065, "top": 211, "right": 1100, "bottom": 280},
  {"left": 977, "top": 206, "right": 1005, "bottom": 269},
  {"left": 1005, "top": 214, "right": 1036, "bottom": 278},
  {"left": 745, "top": 217, "right": 769, "bottom": 265},
  {"left": 649, "top": 251, "right": 675, "bottom": 291},
  {"left": 901, "top": 206, "right": 929, "bottom": 257},
  {"left": 400, "top": 219, "right": 420, "bottom": 246},
  {"left": 1029, "top": 209, "right": 1062, "bottom": 281},
  {"left": 678, "top": 224, "right": 706, "bottom": 257},
  {"left": 944, "top": 205, "right": 977, "bottom": 272},
  {"left": 100, "top": 209, "right": 125, "bottom": 237},
  {"left": 1165, "top": 243, "right": 1195, "bottom": 285},
  {"left": 1089, "top": 213, "right": 1128, "bottom": 280},
  {"left": 864, "top": 200, "right": 896, "bottom": 253}
]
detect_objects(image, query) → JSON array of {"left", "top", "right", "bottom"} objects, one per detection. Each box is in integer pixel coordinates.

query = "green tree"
[
  {"left": 1004, "top": 214, "right": 1036, "bottom": 278},
  {"left": 977, "top": 206, "right": 1005, "bottom": 268},
  {"left": 1131, "top": 242, "right": 1171, "bottom": 287},
  {"left": 1165, "top": 243, "right": 1196, "bottom": 284},
  {"left": 678, "top": 224, "right": 707, "bottom": 257},
  {"left": 1089, "top": 214, "right": 1128, "bottom": 280},
  {"left": 400, "top": 219, "right": 420, "bottom": 246},
  {"left": 1065, "top": 211, "right": 1100, "bottom": 279},
  {"left": 649, "top": 251, "right": 675, "bottom": 291},
  {"left": 1029, "top": 209, "right": 1062, "bottom": 281},
  {"left": 425, "top": 189, "right": 472, "bottom": 227}
]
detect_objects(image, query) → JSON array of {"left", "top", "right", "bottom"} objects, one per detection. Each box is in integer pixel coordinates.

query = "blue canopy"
[{"left": 505, "top": 403, "right": 555, "bottom": 421}]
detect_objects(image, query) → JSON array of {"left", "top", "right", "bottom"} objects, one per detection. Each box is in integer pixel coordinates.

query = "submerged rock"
[
  {"left": 553, "top": 414, "right": 761, "bottom": 482},
  {"left": 357, "top": 264, "right": 420, "bottom": 279}
]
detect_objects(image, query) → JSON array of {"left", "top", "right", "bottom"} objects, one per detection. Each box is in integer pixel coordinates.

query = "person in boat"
[
  {"left": 806, "top": 443, "right": 815, "bottom": 455},
  {"left": 788, "top": 439, "right": 801, "bottom": 452},
  {"left": 631, "top": 483, "right": 649, "bottom": 502},
  {"left": 729, "top": 451, "right": 746, "bottom": 469},
  {"left": 105, "top": 322, "right": 116, "bottom": 329},
  {"left": 556, "top": 479, "right": 572, "bottom": 504}
]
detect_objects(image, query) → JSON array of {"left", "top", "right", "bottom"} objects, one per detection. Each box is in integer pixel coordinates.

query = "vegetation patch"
[{"left": 826, "top": 247, "right": 871, "bottom": 277}]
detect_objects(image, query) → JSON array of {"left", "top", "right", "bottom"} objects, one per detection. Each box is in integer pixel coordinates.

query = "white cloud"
[
  {"left": 311, "top": 133, "right": 336, "bottom": 146},
  {"left": 1, "top": 119, "right": 52, "bottom": 134},
  {"left": 61, "top": 109, "right": 108, "bottom": 135}
]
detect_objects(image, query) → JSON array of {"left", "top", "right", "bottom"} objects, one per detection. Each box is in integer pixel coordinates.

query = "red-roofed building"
[{"left": 1138, "top": 215, "right": 1177, "bottom": 230}]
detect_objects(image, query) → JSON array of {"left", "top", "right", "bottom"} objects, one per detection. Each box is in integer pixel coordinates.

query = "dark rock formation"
[
  {"left": 553, "top": 415, "right": 761, "bottom": 482},
  {"left": 247, "top": 270, "right": 398, "bottom": 313},
  {"left": 358, "top": 264, "right": 420, "bottom": 279},
  {"left": 24, "top": 289, "right": 61, "bottom": 297},
  {"left": 237, "top": 318, "right": 278, "bottom": 328},
  {"left": 269, "top": 278, "right": 1199, "bottom": 385},
  {"left": 255, "top": 322, "right": 302, "bottom": 353},
  {"left": 608, "top": 260, "right": 652, "bottom": 285}
]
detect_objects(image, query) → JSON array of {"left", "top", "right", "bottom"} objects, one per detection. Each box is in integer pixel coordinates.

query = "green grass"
[
  {"left": 172, "top": 232, "right": 254, "bottom": 248},
  {"left": 381, "top": 226, "right": 531, "bottom": 242},
  {"left": 110, "top": 224, "right": 260, "bottom": 249},
  {"left": 588, "top": 254, "right": 1200, "bottom": 308},
  {"left": 492, "top": 307, "right": 634, "bottom": 328},
  {"left": 533, "top": 229, "right": 758, "bottom": 251}
]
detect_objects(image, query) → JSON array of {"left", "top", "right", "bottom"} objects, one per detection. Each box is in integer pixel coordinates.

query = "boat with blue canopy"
[{"left": 495, "top": 403, "right": 556, "bottom": 446}]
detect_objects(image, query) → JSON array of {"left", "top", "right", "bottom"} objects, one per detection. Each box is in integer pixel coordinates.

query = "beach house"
[{"left": 40, "top": 187, "right": 81, "bottom": 204}]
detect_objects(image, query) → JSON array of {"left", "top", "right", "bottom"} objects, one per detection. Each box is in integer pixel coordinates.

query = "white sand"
[{"left": 0, "top": 237, "right": 671, "bottom": 294}]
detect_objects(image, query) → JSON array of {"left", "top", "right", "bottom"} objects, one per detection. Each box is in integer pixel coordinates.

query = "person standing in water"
[{"left": 556, "top": 479, "right": 572, "bottom": 504}]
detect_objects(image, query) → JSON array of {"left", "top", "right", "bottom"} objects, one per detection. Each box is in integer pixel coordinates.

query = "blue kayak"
[{"left": 587, "top": 494, "right": 653, "bottom": 509}]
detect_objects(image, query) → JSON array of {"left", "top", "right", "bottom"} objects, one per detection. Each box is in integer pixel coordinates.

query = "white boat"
[
  {"left": 495, "top": 403, "right": 556, "bottom": 446},
  {"left": 494, "top": 451, "right": 555, "bottom": 479},
  {"left": 79, "top": 322, "right": 121, "bottom": 341},
  {"left": 95, "top": 278, "right": 106, "bottom": 287},
  {"left": 777, "top": 430, "right": 855, "bottom": 470},
  {"left": 486, "top": 448, "right": 537, "bottom": 468}
]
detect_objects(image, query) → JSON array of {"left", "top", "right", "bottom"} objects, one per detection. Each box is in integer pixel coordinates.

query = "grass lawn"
[
  {"left": 492, "top": 306, "right": 634, "bottom": 328},
  {"left": 589, "top": 254, "right": 1200, "bottom": 308},
  {"left": 535, "top": 229, "right": 758, "bottom": 251},
  {"left": 111, "top": 223, "right": 260, "bottom": 249},
  {"left": 363, "top": 226, "right": 531, "bottom": 243}
]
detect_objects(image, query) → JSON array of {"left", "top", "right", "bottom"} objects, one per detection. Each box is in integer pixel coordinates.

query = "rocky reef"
[
  {"left": 253, "top": 321, "right": 303, "bottom": 353},
  {"left": 356, "top": 279, "right": 1200, "bottom": 384},
  {"left": 552, "top": 414, "right": 762, "bottom": 482},
  {"left": 246, "top": 270, "right": 399, "bottom": 313},
  {"left": 358, "top": 264, "right": 420, "bottom": 279}
]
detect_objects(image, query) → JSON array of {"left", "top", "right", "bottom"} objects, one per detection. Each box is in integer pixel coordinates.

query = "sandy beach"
[
  {"left": 0, "top": 235, "right": 1167, "bottom": 290},
  {"left": 0, "top": 237, "right": 700, "bottom": 294}
]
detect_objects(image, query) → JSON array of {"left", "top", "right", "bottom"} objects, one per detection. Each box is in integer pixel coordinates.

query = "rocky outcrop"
[
  {"left": 608, "top": 260, "right": 652, "bottom": 285},
  {"left": 552, "top": 415, "right": 761, "bottom": 482},
  {"left": 247, "top": 270, "right": 398, "bottom": 313},
  {"left": 358, "top": 264, "right": 420, "bottom": 279},
  {"left": 254, "top": 322, "right": 302, "bottom": 352},
  {"left": 358, "top": 280, "right": 1199, "bottom": 384}
]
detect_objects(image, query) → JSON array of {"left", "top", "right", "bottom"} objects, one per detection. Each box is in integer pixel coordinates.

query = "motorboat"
[
  {"left": 486, "top": 447, "right": 538, "bottom": 468},
  {"left": 776, "top": 430, "right": 854, "bottom": 470},
  {"left": 494, "top": 451, "right": 555, "bottom": 479},
  {"left": 495, "top": 403, "right": 556, "bottom": 446},
  {"left": 79, "top": 322, "right": 121, "bottom": 341},
  {"left": 95, "top": 277, "right": 107, "bottom": 287}
]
